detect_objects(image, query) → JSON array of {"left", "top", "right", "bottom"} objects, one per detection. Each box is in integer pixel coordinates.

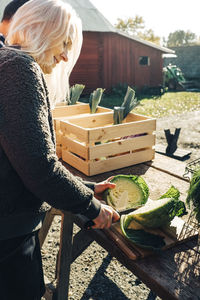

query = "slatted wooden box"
[
  {"left": 60, "top": 112, "right": 156, "bottom": 176},
  {"left": 52, "top": 103, "right": 111, "bottom": 158}
]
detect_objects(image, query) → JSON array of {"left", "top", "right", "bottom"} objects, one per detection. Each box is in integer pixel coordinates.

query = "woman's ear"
[{"left": 0, "top": 19, "right": 11, "bottom": 36}]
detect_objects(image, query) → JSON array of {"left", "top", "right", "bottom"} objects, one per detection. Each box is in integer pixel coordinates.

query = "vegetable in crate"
[
  {"left": 103, "top": 175, "right": 149, "bottom": 211},
  {"left": 68, "top": 84, "right": 85, "bottom": 105},
  {"left": 113, "top": 106, "right": 124, "bottom": 125},
  {"left": 113, "top": 86, "right": 140, "bottom": 125},
  {"left": 89, "top": 88, "right": 105, "bottom": 113},
  {"left": 121, "top": 186, "right": 186, "bottom": 229},
  {"left": 186, "top": 168, "right": 200, "bottom": 222}
]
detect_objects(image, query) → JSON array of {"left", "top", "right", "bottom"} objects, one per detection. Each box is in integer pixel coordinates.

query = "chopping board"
[{"left": 103, "top": 216, "right": 199, "bottom": 260}]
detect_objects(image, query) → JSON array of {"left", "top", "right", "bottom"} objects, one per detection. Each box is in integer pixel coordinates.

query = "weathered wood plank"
[
  {"left": 56, "top": 212, "right": 74, "bottom": 300},
  {"left": 133, "top": 241, "right": 200, "bottom": 300},
  {"left": 145, "top": 153, "right": 188, "bottom": 181},
  {"left": 39, "top": 209, "right": 55, "bottom": 247}
]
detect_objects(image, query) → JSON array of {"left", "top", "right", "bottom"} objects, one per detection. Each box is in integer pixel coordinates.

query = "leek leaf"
[
  {"left": 89, "top": 88, "right": 105, "bottom": 113},
  {"left": 113, "top": 86, "right": 140, "bottom": 124},
  {"left": 113, "top": 107, "right": 125, "bottom": 124},
  {"left": 121, "top": 86, "right": 140, "bottom": 119},
  {"left": 68, "top": 84, "right": 85, "bottom": 105}
]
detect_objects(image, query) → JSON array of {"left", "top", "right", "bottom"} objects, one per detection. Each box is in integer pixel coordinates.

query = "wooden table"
[{"left": 39, "top": 153, "right": 200, "bottom": 300}]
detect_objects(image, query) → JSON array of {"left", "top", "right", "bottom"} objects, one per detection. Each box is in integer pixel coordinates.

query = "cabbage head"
[{"left": 103, "top": 174, "right": 149, "bottom": 211}]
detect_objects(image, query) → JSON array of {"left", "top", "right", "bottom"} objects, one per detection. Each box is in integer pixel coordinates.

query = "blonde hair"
[{"left": 7, "top": 0, "right": 83, "bottom": 105}]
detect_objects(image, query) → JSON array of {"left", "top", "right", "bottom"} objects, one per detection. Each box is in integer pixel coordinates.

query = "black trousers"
[{"left": 0, "top": 231, "right": 45, "bottom": 300}]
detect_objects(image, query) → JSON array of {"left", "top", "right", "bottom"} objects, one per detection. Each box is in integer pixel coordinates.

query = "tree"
[
  {"left": 115, "top": 15, "right": 161, "bottom": 45},
  {"left": 138, "top": 29, "right": 161, "bottom": 45},
  {"left": 166, "top": 30, "right": 197, "bottom": 47},
  {"left": 115, "top": 15, "right": 145, "bottom": 34}
]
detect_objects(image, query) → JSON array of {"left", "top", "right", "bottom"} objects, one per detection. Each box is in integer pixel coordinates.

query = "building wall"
[
  {"left": 70, "top": 32, "right": 101, "bottom": 93},
  {"left": 70, "top": 32, "right": 164, "bottom": 93},
  {"left": 102, "top": 33, "right": 163, "bottom": 90}
]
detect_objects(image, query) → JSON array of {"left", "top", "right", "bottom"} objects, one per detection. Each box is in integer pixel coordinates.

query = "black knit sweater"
[{"left": 0, "top": 47, "right": 101, "bottom": 240}]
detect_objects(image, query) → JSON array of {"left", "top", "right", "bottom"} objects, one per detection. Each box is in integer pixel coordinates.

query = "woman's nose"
[{"left": 60, "top": 52, "right": 68, "bottom": 62}]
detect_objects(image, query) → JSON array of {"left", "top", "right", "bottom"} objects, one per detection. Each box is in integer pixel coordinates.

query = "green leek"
[
  {"left": 68, "top": 84, "right": 85, "bottom": 105},
  {"left": 89, "top": 88, "right": 105, "bottom": 113},
  {"left": 113, "top": 86, "right": 140, "bottom": 124},
  {"left": 113, "top": 107, "right": 125, "bottom": 125}
]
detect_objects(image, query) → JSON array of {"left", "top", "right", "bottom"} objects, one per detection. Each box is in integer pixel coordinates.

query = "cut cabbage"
[
  {"left": 120, "top": 215, "right": 166, "bottom": 251},
  {"left": 103, "top": 175, "right": 149, "bottom": 211},
  {"left": 119, "top": 185, "right": 187, "bottom": 250},
  {"left": 121, "top": 186, "right": 186, "bottom": 229}
]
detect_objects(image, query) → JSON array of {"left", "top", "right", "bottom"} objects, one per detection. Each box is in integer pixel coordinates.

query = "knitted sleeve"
[{"left": 0, "top": 49, "right": 100, "bottom": 220}]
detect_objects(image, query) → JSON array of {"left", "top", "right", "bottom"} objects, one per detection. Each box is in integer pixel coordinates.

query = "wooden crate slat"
[
  {"left": 60, "top": 121, "right": 88, "bottom": 143},
  {"left": 125, "top": 113, "right": 153, "bottom": 122},
  {"left": 54, "top": 101, "right": 85, "bottom": 107},
  {"left": 56, "top": 145, "right": 62, "bottom": 159},
  {"left": 55, "top": 132, "right": 62, "bottom": 145},
  {"left": 62, "top": 136, "right": 88, "bottom": 160},
  {"left": 63, "top": 107, "right": 112, "bottom": 121},
  {"left": 62, "top": 148, "right": 155, "bottom": 176},
  {"left": 62, "top": 150, "right": 89, "bottom": 175},
  {"left": 66, "top": 111, "right": 152, "bottom": 128},
  {"left": 89, "top": 148, "right": 155, "bottom": 176},
  {"left": 89, "top": 134, "right": 155, "bottom": 160},
  {"left": 66, "top": 112, "right": 113, "bottom": 128},
  {"left": 53, "top": 106, "right": 111, "bottom": 119},
  {"left": 52, "top": 103, "right": 88, "bottom": 118},
  {"left": 89, "top": 119, "right": 156, "bottom": 143}
]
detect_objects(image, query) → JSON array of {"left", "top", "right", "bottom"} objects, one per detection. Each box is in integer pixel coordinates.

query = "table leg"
[
  {"left": 39, "top": 209, "right": 55, "bottom": 248},
  {"left": 56, "top": 212, "right": 74, "bottom": 300}
]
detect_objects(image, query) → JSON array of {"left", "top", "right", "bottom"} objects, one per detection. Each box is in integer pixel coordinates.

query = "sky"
[{"left": 90, "top": 0, "right": 199, "bottom": 41}]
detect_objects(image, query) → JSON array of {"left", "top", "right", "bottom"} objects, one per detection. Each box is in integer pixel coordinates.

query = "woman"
[{"left": 0, "top": 0, "right": 119, "bottom": 299}]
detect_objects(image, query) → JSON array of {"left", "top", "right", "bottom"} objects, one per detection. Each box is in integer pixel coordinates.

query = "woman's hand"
[
  {"left": 94, "top": 177, "right": 115, "bottom": 200},
  {"left": 92, "top": 203, "right": 120, "bottom": 229}
]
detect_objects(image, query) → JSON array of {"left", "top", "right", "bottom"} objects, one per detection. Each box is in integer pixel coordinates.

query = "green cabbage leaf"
[{"left": 120, "top": 215, "right": 166, "bottom": 251}]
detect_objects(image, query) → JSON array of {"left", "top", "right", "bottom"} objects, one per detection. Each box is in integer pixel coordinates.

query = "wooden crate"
[
  {"left": 52, "top": 103, "right": 111, "bottom": 158},
  {"left": 60, "top": 112, "right": 156, "bottom": 176}
]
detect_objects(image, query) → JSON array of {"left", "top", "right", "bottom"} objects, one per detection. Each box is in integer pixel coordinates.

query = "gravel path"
[
  {"left": 42, "top": 218, "right": 159, "bottom": 300},
  {"left": 42, "top": 111, "right": 200, "bottom": 300}
]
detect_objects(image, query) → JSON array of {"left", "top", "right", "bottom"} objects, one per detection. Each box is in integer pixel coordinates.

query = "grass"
[
  {"left": 81, "top": 91, "right": 200, "bottom": 119},
  {"left": 134, "top": 92, "right": 200, "bottom": 118}
]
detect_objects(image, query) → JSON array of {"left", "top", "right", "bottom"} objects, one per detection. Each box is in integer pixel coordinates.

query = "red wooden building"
[
  {"left": 0, "top": 0, "right": 174, "bottom": 94},
  {"left": 0, "top": 1, "right": 174, "bottom": 93},
  {"left": 66, "top": 0, "right": 174, "bottom": 94}
]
